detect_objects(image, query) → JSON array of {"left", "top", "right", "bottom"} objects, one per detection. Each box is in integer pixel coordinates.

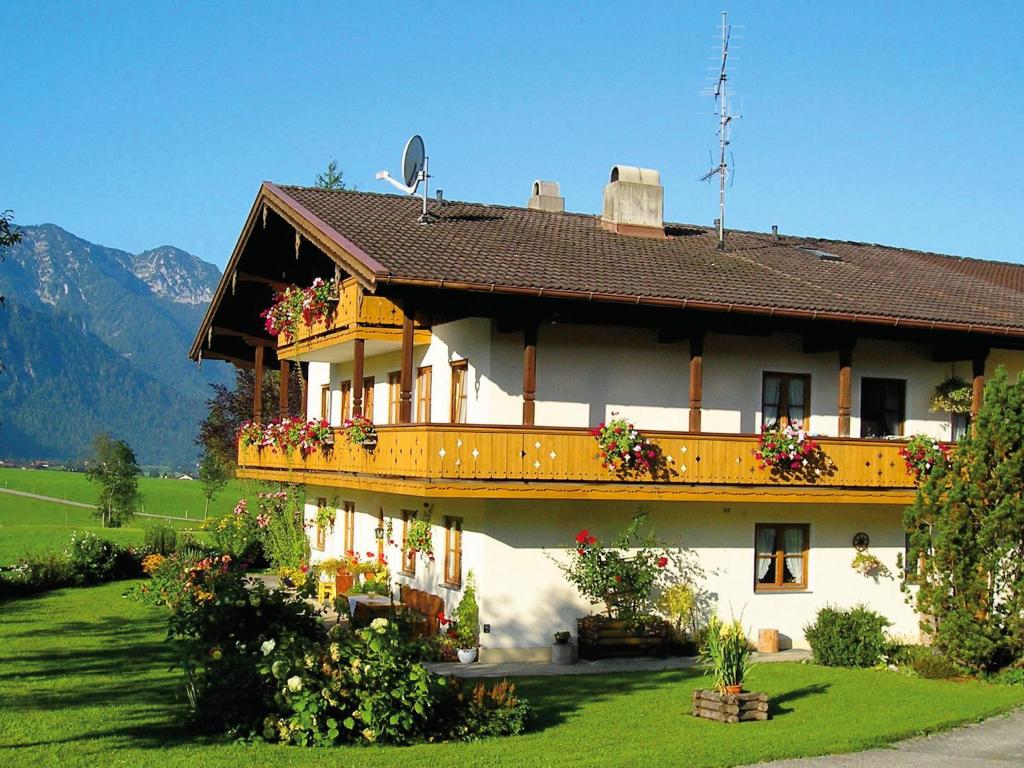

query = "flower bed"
[{"left": 261, "top": 277, "right": 339, "bottom": 340}]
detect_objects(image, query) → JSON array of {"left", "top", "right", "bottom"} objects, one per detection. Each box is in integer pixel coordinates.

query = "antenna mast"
[{"left": 701, "top": 11, "right": 738, "bottom": 250}]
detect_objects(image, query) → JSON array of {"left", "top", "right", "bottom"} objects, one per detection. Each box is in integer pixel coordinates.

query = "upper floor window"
[
  {"left": 320, "top": 385, "right": 332, "bottom": 422},
  {"left": 450, "top": 360, "right": 469, "bottom": 423},
  {"left": 754, "top": 523, "right": 808, "bottom": 592},
  {"left": 387, "top": 371, "right": 401, "bottom": 424},
  {"left": 762, "top": 373, "right": 810, "bottom": 429},
  {"left": 416, "top": 366, "right": 432, "bottom": 422},
  {"left": 363, "top": 377, "right": 375, "bottom": 421},
  {"left": 860, "top": 378, "right": 905, "bottom": 438},
  {"left": 339, "top": 380, "right": 351, "bottom": 423}
]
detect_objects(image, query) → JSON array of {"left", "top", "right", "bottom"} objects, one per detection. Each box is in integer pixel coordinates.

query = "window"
[
  {"left": 362, "top": 377, "right": 375, "bottom": 421},
  {"left": 400, "top": 509, "right": 417, "bottom": 575},
  {"left": 762, "top": 373, "right": 810, "bottom": 429},
  {"left": 320, "top": 385, "right": 332, "bottom": 422},
  {"left": 416, "top": 366, "right": 432, "bottom": 422},
  {"left": 314, "top": 496, "right": 328, "bottom": 551},
  {"left": 444, "top": 516, "right": 463, "bottom": 587},
  {"left": 342, "top": 501, "right": 355, "bottom": 554},
  {"left": 754, "top": 524, "right": 808, "bottom": 591},
  {"left": 450, "top": 360, "right": 469, "bottom": 423},
  {"left": 951, "top": 412, "right": 970, "bottom": 442},
  {"left": 339, "top": 380, "right": 351, "bottom": 423},
  {"left": 860, "top": 378, "right": 905, "bottom": 437},
  {"left": 387, "top": 371, "right": 401, "bottom": 424}
]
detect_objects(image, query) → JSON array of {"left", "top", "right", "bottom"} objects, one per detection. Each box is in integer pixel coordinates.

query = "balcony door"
[{"left": 860, "top": 378, "right": 905, "bottom": 438}]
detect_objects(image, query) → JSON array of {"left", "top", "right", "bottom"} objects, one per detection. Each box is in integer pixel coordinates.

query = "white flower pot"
[
  {"left": 457, "top": 648, "right": 477, "bottom": 664},
  {"left": 551, "top": 642, "right": 576, "bottom": 665}
]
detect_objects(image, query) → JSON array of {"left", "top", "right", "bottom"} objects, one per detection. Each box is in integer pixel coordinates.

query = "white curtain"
[
  {"left": 787, "top": 378, "right": 806, "bottom": 426},
  {"left": 756, "top": 527, "right": 776, "bottom": 580},
  {"left": 762, "top": 376, "right": 781, "bottom": 428},
  {"left": 784, "top": 527, "right": 804, "bottom": 581}
]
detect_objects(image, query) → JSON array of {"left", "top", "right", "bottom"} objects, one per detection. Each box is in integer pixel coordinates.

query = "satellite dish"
[{"left": 402, "top": 135, "right": 426, "bottom": 190}]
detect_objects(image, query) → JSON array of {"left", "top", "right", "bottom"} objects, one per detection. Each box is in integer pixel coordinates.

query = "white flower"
[
  {"left": 261, "top": 639, "right": 276, "bottom": 656},
  {"left": 370, "top": 617, "right": 389, "bottom": 633},
  {"left": 287, "top": 675, "right": 303, "bottom": 692}
]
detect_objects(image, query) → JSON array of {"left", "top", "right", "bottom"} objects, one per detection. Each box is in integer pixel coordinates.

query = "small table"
[{"left": 348, "top": 595, "right": 404, "bottom": 626}]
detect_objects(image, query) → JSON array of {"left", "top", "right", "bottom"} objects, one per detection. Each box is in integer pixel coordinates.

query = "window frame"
[
  {"left": 320, "top": 384, "right": 332, "bottom": 422},
  {"left": 416, "top": 365, "right": 433, "bottom": 422},
  {"left": 400, "top": 509, "right": 417, "bottom": 576},
  {"left": 859, "top": 377, "right": 906, "bottom": 438},
  {"left": 753, "top": 523, "right": 809, "bottom": 593},
  {"left": 450, "top": 360, "right": 469, "bottom": 423},
  {"left": 339, "top": 380, "right": 351, "bottom": 423},
  {"left": 387, "top": 370, "right": 401, "bottom": 424},
  {"left": 443, "top": 515, "right": 463, "bottom": 587},
  {"left": 761, "top": 372, "right": 812, "bottom": 430},
  {"left": 314, "top": 496, "right": 328, "bottom": 551}
]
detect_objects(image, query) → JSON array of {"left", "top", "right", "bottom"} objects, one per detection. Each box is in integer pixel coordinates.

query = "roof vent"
[
  {"left": 600, "top": 165, "right": 665, "bottom": 239},
  {"left": 798, "top": 246, "right": 842, "bottom": 262},
  {"left": 527, "top": 180, "right": 564, "bottom": 212}
]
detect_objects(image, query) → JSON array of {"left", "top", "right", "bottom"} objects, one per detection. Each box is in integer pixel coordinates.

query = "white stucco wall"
[{"left": 303, "top": 488, "right": 919, "bottom": 659}]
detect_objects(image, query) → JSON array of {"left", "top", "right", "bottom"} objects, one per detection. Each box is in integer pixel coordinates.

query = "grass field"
[
  {"left": 1, "top": 582, "right": 1022, "bottom": 768},
  {"left": 0, "top": 468, "right": 263, "bottom": 565}
]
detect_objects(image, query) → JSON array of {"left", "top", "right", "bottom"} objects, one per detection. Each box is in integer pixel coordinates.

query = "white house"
[{"left": 192, "top": 169, "right": 1024, "bottom": 660}]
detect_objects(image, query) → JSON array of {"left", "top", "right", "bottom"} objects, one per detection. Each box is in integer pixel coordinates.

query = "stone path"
[{"left": 748, "top": 708, "right": 1024, "bottom": 767}]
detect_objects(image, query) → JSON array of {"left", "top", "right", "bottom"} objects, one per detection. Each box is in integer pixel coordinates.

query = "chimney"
[
  {"left": 600, "top": 165, "right": 665, "bottom": 238},
  {"left": 527, "top": 180, "right": 564, "bottom": 212}
]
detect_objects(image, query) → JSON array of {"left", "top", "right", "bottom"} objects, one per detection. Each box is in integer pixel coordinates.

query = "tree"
[
  {"left": 903, "top": 367, "right": 1024, "bottom": 672},
  {"left": 86, "top": 433, "right": 142, "bottom": 528},
  {"left": 198, "top": 449, "right": 231, "bottom": 519},
  {"left": 314, "top": 158, "right": 347, "bottom": 190},
  {"left": 196, "top": 367, "right": 304, "bottom": 469},
  {"left": 0, "top": 209, "right": 21, "bottom": 370}
]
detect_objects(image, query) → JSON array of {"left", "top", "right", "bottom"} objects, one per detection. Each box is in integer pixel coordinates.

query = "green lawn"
[
  {"left": 0, "top": 467, "right": 251, "bottom": 519},
  {"left": 1, "top": 583, "right": 1022, "bottom": 767}
]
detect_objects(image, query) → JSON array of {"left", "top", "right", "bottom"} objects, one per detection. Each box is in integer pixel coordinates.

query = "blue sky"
[{"left": 3, "top": 1, "right": 1022, "bottom": 268}]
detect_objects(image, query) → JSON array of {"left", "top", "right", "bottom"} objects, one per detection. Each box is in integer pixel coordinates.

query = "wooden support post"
[
  {"left": 971, "top": 352, "right": 988, "bottom": 424},
  {"left": 352, "top": 338, "right": 365, "bottom": 417},
  {"left": 279, "top": 360, "right": 290, "bottom": 418},
  {"left": 523, "top": 322, "right": 538, "bottom": 426},
  {"left": 688, "top": 331, "right": 705, "bottom": 432},
  {"left": 253, "top": 345, "right": 264, "bottom": 424},
  {"left": 399, "top": 304, "right": 414, "bottom": 423},
  {"left": 838, "top": 345, "right": 853, "bottom": 437}
]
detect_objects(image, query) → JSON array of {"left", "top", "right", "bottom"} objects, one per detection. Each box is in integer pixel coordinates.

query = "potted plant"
[
  {"left": 551, "top": 631, "right": 575, "bottom": 665},
  {"left": 454, "top": 572, "right": 480, "bottom": 663},
  {"left": 930, "top": 376, "right": 972, "bottom": 414},
  {"left": 342, "top": 415, "right": 377, "bottom": 449},
  {"left": 700, "top": 615, "right": 751, "bottom": 694},
  {"left": 404, "top": 516, "right": 435, "bottom": 564}
]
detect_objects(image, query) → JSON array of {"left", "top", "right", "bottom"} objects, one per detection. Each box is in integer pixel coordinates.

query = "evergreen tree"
[
  {"left": 904, "top": 366, "right": 1024, "bottom": 671},
  {"left": 86, "top": 433, "right": 142, "bottom": 528},
  {"left": 0, "top": 209, "right": 21, "bottom": 371},
  {"left": 315, "top": 158, "right": 347, "bottom": 190}
]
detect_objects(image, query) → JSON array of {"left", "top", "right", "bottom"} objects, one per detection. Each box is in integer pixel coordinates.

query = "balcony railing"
[
  {"left": 237, "top": 424, "right": 917, "bottom": 496},
  {"left": 277, "top": 279, "right": 429, "bottom": 359}
]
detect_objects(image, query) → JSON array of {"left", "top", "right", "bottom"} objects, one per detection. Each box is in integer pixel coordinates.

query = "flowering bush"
[
  {"left": 258, "top": 488, "right": 311, "bottom": 577},
  {"left": 590, "top": 414, "right": 665, "bottom": 477},
  {"left": 261, "top": 277, "right": 338, "bottom": 340},
  {"left": 342, "top": 415, "right": 377, "bottom": 446},
  {"left": 700, "top": 615, "right": 751, "bottom": 691},
  {"left": 236, "top": 417, "right": 334, "bottom": 456},
  {"left": 199, "top": 498, "right": 266, "bottom": 562},
  {"left": 899, "top": 434, "right": 951, "bottom": 481},
  {"left": 557, "top": 513, "right": 673, "bottom": 618}
]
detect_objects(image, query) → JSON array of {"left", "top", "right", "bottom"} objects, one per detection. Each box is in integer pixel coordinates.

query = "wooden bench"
[{"left": 399, "top": 585, "right": 445, "bottom": 638}]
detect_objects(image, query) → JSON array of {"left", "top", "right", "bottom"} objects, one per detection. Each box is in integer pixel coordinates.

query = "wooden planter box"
[
  {"left": 691, "top": 689, "right": 770, "bottom": 723},
  {"left": 576, "top": 616, "right": 669, "bottom": 660}
]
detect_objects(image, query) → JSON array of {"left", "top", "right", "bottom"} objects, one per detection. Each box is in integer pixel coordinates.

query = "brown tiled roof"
[{"left": 271, "top": 183, "right": 1024, "bottom": 335}]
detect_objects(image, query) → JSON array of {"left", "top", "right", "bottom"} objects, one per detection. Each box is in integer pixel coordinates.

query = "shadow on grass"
[{"left": 769, "top": 683, "right": 831, "bottom": 717}]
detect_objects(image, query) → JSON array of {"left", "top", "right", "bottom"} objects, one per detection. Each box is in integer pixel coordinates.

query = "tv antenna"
[
  {"left": 376, "top": 134, "right": 433, "bottom": 222},
  {"left": 700, "top": 11, "right": 740, "bottom": 249}
]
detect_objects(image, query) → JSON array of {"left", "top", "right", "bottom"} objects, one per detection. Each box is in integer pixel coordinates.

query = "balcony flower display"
[
  {"left": 342, "top": 415, "right": 377, "bottom": 447},
  {"left": 929, "top": 376, "right": 972, "bottom": 414},
  {"left": 899, "top": 434, "right": 951, "bottom": 481},
  {"left": 591, "top": 413, "right": 666, "bottom": 478},
  {"left": 235, "top": 417, "right": 333, "bottom": 456},
  {"left": 260, "top": 277, "right": 339, "bottom": 340},
  {"left": 754, "top": 422, "right": 831, "bottom": 481}
]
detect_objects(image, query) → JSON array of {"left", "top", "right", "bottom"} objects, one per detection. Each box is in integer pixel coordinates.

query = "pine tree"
[
  {"left": 904, "top": 366, "right": 1024, "bottom": 671},
  {"left": 315, "top": 159, "right": 347, "bottom": 190}
]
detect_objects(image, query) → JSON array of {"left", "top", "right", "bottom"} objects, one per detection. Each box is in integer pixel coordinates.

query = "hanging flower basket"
[
  {"left": 260, "top": 277, "right": 339, "bottom": 340},
  {"left": 590, "top": 413, "right": 669, "bottom": 478},
  {"left": 930, "top": 377, "right": 972, "bottom": 414},
  {"left": 342, "top": 415, "right": 377, "bottom": 448}
]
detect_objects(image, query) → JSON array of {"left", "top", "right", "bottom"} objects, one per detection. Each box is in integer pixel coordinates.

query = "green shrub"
[
  {"left": 66, "top": 531, "right": 120, "bottom": 584},
  {"left": 910, "top": 651, "right": 960, "bottom": 679},
  {"left": 804, "top": 605, "right": 891, "bottom": 667},
  {"left": 454, "top": 572, "right": 480, "bottom": 648},
  {"left": 0, "top": 552, "right": 73, "bottom": 597},
  {"left": 0, "top": 533, "right": 142, "bottom": 599},
  {"left": 443, "top": 679, "right": 532, "bottom": 739},
  {"left": 259, "top": 488, "right": 309, "bottom": 571},
  {"left": 991, "top": 666, "right": 1024, "bottom": 686},
  {"left": 144, "top": 520, "right": 178, "bottom": 555}
]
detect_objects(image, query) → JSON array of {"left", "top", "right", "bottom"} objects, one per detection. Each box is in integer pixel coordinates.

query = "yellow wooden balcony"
[
  {"left": 276, "top": 279, "right": 430, "bottom": 362},
  {"left": 236, "top": 425, "right": 918, "bottom": 504}
]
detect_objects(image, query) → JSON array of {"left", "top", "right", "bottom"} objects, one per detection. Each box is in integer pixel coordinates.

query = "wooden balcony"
[
  {"left": 276, "top": 279, "right": 430, "bottom": 362},
  {"left": 236, "top": 425, "right": 918, "bottom": 504}
]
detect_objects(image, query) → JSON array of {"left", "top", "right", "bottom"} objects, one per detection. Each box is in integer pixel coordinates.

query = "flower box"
[{"left": 576, "top": 615, "right": 669, "bottom": 661}]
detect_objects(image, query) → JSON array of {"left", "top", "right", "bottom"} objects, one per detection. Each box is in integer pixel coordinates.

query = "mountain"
[{"left": 0, "top": 224, "right": 231, "bottom": 468}]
